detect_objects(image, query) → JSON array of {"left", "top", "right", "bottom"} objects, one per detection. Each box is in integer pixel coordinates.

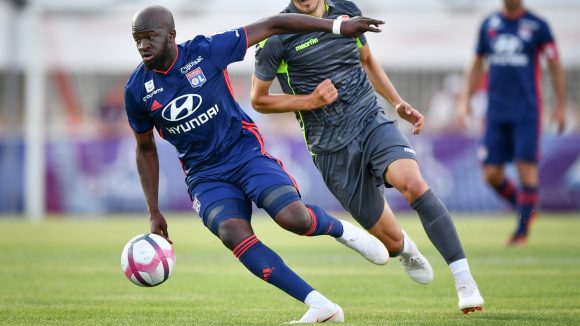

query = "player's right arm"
[
  {"left": 133, "top": 130, "right": 172, "bottom": 244},
  {"left": 457, "top": 55, "right": 485, "bottom": 127},
  {"left": 244, "top": 14, "right": 383, "bottom": 48},
  {"left": 251, "top": 77, "right": 337, "bottom": 113}
]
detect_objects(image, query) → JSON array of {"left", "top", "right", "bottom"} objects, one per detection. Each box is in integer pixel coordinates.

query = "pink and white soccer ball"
[{"left": 121, "top": 233, "right": 175, "bottom": 287}]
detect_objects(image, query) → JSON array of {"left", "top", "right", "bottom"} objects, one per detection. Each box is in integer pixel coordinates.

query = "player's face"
[
  {"left": 503, "top": 0, "right": 523, "bottom": 11},
  {"left": 132, "top": 25, "right": 173, "bottom": 70},
  {"left": 291, "top": 0, "right": 324, "bottom": 15}
]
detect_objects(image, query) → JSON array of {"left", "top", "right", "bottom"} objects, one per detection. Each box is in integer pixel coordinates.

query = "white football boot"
[
  {"left": 399, "top": 230, "right": 434, "bottom": 284},
  {"left": 456, "top": 277, "right": 484, "bottom": 314},
  {"left": 336, "top": 220, "right": 389, "bottom": 265},
  {"left": 288, "top": 304, "right": 345, "bottom": 324}
]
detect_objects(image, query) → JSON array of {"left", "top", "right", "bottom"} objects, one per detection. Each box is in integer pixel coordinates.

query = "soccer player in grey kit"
[{"left": 251, "top": 0, "right": 484, "bottom": 313}]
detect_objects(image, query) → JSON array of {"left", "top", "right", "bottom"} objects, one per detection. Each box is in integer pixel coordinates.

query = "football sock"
[
  {"left": 304, "top": 290, "right": 335, "bottom": 309},
  {"left": 449, "top": 258, "right": 471, "bottom": 283},
  {"left": 303, "top": 204, "right": 344, "bottom": 238},
  {"left": 396, "top": 232, "right": 412, "bottom": 258},
  {"left": 235, "top": 235, "right": 313, "bottom": 302},
  {"left": 516, "top": 186, "right": 538, "bottom": 236},
  {"left": 492, "top": 179, "right": 517, "bottom": 206},
  {"left": 411, "top": 189, "right": 466, "bottom": 264}
]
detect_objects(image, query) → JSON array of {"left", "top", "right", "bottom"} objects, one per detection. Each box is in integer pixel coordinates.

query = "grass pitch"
[{"left": 0, "top": 213, "right": 579, "bottom": 325}]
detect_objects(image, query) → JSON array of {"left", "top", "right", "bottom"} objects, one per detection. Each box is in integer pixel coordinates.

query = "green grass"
[{"left": 0, "top": 213, "right": 579, "bottom": 325}]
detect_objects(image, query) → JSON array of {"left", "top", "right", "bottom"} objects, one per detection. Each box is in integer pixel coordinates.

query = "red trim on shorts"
[
  {"left": 241, "top": 121, "right": 300, "bottom": 190},
  {"left": 233, "top": 235, "right": 259, "bottom": 258},
  {"left": 303, "top": 208, "right": 318, "bottom": 236}
]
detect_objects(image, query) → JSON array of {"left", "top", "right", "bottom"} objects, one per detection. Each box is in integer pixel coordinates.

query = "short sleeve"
[
  {"left": 205, "top": 27, "right": 248, "bottom": 69},
  {"left": 343, "top": 1, "right": 366, "bottom": 48},
  {"left": 254, "top": 36, "right": 284, "bottom": 81},
  {"left": 536, "top": 20, "right": 559, "bottom": 60},
  {"left": 124, "top": 86, "right": 154, "bottom": 134},
  {"left": 475, "top": 19, "right": 488, "bottom": 56}
]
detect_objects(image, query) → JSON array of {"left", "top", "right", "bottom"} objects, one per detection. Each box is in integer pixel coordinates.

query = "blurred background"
[{"left": 0, "top": 0, "right": 578, "bottom": 219}]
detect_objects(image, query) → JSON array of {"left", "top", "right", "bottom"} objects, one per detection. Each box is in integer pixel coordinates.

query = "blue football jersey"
[
  {"left": 124, "top": 28, "right": 259, "bottom": 178},
  {"left": 476, "top": 11, "right": 558, "bottom": 122}
]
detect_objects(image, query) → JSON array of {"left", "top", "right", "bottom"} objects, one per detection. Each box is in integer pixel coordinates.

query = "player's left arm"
[
  {"left": 546, "top": 51, "right": 567, "bottom": 134},
  {"left": 244, "top": 14, "right": 383, "bottom": 48},
  {"left": 359, "top": 43, "right": 424, "bottom": 135}
]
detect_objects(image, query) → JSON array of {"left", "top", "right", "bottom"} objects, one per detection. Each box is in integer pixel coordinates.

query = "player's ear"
[{"left": 169, "top": 29, "right": 176, "bottom": 41}]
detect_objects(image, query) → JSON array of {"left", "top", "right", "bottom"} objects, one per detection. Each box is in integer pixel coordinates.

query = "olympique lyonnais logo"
[{"left": 186, "top": 67, "right": 207, "bottom": 89}]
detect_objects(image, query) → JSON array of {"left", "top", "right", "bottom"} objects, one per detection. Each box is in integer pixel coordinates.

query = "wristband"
[{"left": 332, "top": 19, "right": 342, "bottom": 35}]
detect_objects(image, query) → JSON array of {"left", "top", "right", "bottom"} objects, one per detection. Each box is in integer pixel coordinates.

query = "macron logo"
[{"left": 404, "top": 147, "right": 416, "bottom": 155}]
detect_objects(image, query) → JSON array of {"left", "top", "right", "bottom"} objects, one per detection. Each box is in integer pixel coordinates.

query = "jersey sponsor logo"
[
  {"left": 162, "top": 94, "right": 220, "bottom": 135},
  {"left": 180, "top": 56, "right": 204, "bottom": 74},
  {"left": 145, "top": 79, "right": 155, "bottom": 93},
  {"left": 142, "top": 87, "right": 164, "bottom": 102},
  {"left": 490, "top": 34, "right": 528, "bottom": 66},
  {"left": 162, "top": 94, "right": 203, "bottom": 122},
  {"left": 186, "top": 67, "right": 207, "bottom": 88},
  {"left": 337, "top": 15, "right": 350, "bottom": 21},
  {"left": 295, "top": 38, "right": 319, "bottom": 52}
]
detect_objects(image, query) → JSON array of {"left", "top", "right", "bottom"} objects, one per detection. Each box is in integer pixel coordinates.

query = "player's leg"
[
  {"left": 510, "top": 120, "right": 541, "bottom": 245},
  {"left": 385, "top": 158, "right": 484, "bottom": 313},
  {"left": 482, "top": 121, "right": 517, "bottom": 206},
  {"left": 193, "top": 182, "right": 343, "bottom": 323},
  {"left": 366, "top": 200, "right": 434, "bottom": 285},
  {"left": 238, "top": 155, "right": 388, "bottom": 265},
  {"left": 356, "top": 117, "right": 433, "bottom": 284}
]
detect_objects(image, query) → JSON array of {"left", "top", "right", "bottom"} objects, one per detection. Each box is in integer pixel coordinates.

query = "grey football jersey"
[{"left": 254, "top": 0, "right": 385, "bottom": 154}]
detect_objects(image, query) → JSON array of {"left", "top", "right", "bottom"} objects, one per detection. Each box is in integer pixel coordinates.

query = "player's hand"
[
  {"left": 552, "top": 105, "right": 566, "bottom": 134},
  {"left": 396, "top": 101, "right": 424, "bottom": 135},
  {"left": 308, "top": 79, "right": 338, "bottom": 109},
  {"left": 340, "top": 17, "right": 384, "bottom": 38},
  {"left": 455, "top": 100, "right": 472, "bottom": 130},
  {"left": 149, "top": 210, "right": 173, "bottom": 244}
]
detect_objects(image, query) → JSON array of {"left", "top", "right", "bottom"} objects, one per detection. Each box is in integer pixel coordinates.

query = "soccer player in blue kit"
[
  {"left": 458, "top": 0, "right": 567, "bottom": 246},
  {"left": 124, "top": 5, "right": 389, "bottom": 323},
  {"left": 251, "top": 0, "right": 484, "bottom": 314}
]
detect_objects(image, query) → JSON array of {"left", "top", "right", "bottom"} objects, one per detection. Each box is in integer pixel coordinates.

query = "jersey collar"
[{"left": 152, "top": 45, "right": 179, "bottom": 75}]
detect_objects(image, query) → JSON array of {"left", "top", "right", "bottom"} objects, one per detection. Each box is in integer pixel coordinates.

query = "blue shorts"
[
  {"left": 482, "top": 119, "right": 540, "bottom": 165},
  {"left": 187, "top": 130, "right": 299, "bottom": 232}
]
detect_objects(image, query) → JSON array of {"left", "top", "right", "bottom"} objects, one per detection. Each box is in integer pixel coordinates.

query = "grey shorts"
[{"left": 313, "top": 113, "right": 416, "bottom": 229}]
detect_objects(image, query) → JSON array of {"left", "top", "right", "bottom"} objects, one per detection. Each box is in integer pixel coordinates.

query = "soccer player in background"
[
  {"left": 458, "top": 0, "right": 567, "bottom": 246},
  {"left": 251, "top": 0, "right": 484, "bottom": 314},
  {"left": 124, "top": 5, "right": 389, "bottom": 324}
]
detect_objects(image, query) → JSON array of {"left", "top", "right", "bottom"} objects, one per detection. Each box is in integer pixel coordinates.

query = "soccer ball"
[{"left": 121, "top": 233, "right": 175, "bottom": 287}]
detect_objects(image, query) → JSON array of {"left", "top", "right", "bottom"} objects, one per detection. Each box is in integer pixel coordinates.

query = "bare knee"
[
  {"left": 273, "top": 201, "right": 311, "bottom": 235},
  {"left": 217, "top": 218, "right": 254, "bottom": 250},
  {"left": 483, "top": 166, "right": 504, "bottom": 186},
  {"left": 397, "top": 178, "right": 429, "bottom": 203}
]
